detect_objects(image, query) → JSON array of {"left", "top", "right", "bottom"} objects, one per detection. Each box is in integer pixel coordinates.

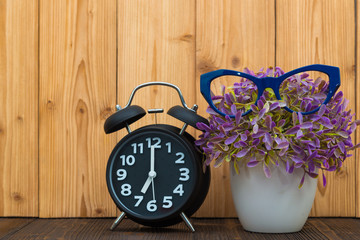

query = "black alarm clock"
[{"left": 104, "top": 82, "right": 210, "bottom": 232}]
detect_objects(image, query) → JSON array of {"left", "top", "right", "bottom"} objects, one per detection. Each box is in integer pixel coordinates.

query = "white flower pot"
[{"left": 230, "top": 163, "right": 318, "bottom": 233}]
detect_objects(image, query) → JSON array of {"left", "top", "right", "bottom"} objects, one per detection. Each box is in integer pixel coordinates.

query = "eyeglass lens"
[
  {"left": 210, "top": 75, "right": 258, "bottom": 115},
  {"left": 279, "top": 71, "right": 329, "bottom": 113}
]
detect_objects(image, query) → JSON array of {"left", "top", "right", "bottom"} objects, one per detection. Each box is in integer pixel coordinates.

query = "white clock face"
[{"left": 107, "top": 129, "right": 196, "bottom": 220}]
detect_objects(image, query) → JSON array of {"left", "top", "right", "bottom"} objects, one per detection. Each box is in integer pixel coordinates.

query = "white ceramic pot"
[{"left": 230, "top": 162, "right": 318, "bottom": 233}]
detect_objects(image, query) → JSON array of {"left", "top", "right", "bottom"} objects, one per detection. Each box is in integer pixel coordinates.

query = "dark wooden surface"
[{"left": 0, "top": 218, "right": 359, "bottom": 240}]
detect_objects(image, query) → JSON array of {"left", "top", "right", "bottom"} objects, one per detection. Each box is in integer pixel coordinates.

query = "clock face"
[{"left": 107, "top": 127, "right": 197, "bottom": 221}]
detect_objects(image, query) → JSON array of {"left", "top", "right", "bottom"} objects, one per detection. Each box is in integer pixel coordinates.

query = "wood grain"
[
  {"left": 0, "top": 218, "right": 35, "bottom": 239},
  {"left": 118, "top": 0, "right": 196, "bottom": 129},
  {"left": 4, "top": 218, "right": 360, "bottom": 239},
  {"left": 117, "top": 0, "right": 196, "bottom": 215},
  {"left": 0, "top": 0, "right": 38, "bottom": 216},
  {"left": 195, "top": 0, "right": 276, "bottom": 217},
  {"left": 308, "top": 218, "right": 360, "bottom": 239},
  {"left": 39, "top": 0, "right": 117, "bottom": 217},
  {"left": 276, "top": 0, "right": 356, "bottom": 216},
  {"left": 1, "top": 0, "right": 359, "bottom": 219}
]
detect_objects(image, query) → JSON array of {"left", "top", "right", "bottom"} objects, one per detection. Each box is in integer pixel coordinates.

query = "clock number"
[
  {"left": 166, "top": 142, "right": 171, "bottom": 153},
  {"left": 153, "top": 137, "right": 161, "bottom": 148},
  {"left": 173, "top": 184, "right": 184, "bottom": 196},
  {"left": 162, "top": 196, "right": 173, "bottom": 208},
  {"left": 131, "top": 143, "right": 143, "bottom": 154},
  {"left": 146, "top": 138, "right": 151, "bottom": 148},
  {"left": 147, "top": 200, "right": 157, "bottom": 212},
  {"left": 146, "top": 137, "right": 161, "bottom": 148},
  {"left": 120, "top": 155, "right": 135, "bottom": 166},
  {"left": 134, "top": 196, "right": 143, "bottom": 207},
  {"left": 131, "top": 143, "right": 136, "bottom": 154},
  {"left": 116, "top": 169, "right": 127, "bottom": 181},
  {"left": 175, "top": 152, "right": 185, "bottom": 164},
  {"left": 121, "top": 184, "right": 132, "bottom": 196},
  {"left": 179, "top": 168, "right": 190, "bottom": 181}
]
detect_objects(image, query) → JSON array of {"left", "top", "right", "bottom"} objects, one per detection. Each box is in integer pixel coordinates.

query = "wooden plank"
[
  {"left": 3, "top": 218, "right": 110, "bottom": 240},
  {"left": 117, "top": 0, "right": 196, "bottom": 215},
  {"left": 0, "top": 218, "right": 35, "bottom": 239},
  {"left": 0, "top": 0, "right": 38, "bottom": 216},
  {"left": 39, "top": 0, "right": 117, "bottom": 217},
  {"left": 118, "top": 0, "right": 196, "bottom": 129},
  {"left": 308, "top": 218, "right": 360, "bottom": 239},
  {"left": 276, "top": 0, "right": 356, "bottom": 217},
  {"left": 1, "top": 219, "right": 236, "bottom": 240},
  {"left": 195, "top": 0, "right": 275, "bottom": 217},
  {"left": 6, "top": 218, "right": 360, "bottom": 239}
]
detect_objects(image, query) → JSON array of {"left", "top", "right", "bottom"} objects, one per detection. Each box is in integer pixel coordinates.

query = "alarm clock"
[{"left": 104, "top": 82, "right": 210, "bottom": 232}]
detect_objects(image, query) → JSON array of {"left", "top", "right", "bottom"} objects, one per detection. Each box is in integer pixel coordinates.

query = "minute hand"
[{"left": 150, "top": 146, "right": 155, "bottom": 173}]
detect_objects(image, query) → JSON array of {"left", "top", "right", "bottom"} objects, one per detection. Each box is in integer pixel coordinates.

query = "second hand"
[{"left": 151, "top": 177, "right": 155, "bottom": 201}]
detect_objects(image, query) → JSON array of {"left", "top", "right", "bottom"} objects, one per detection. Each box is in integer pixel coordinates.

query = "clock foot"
[
  {"left": 180, "top": 212, "right": 195, "bottom": 232},
  {"left": 110, "top": 212, "right": 126, "bottom": 230}
]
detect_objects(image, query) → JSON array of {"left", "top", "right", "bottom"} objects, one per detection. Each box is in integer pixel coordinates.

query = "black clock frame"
[{"left": 106, "top": 124, "right": 210, "bottom": 227}]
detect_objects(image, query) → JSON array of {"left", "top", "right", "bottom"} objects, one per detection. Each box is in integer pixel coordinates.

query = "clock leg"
[
  {"left": 110, "top": 212, "right": 126, "bottom": 230},
  {"left": 180, "top": 212, "right": 195, "bottom": 232}
]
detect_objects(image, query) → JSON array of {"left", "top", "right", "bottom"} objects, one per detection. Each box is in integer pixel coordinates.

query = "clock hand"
[
  {"left": 150, "top": 145, "right": 156, "bottom": 201},
  {"left": 150, "top": 145, "right": 155, "bottom": 172},
  {"left": 151, "top": 177, "right": 155, "bottom": 201},
  {"left": 140, "top": 177, "right": 152, "bottom": 194},
  {"left": 140, "top": 171, "right": 157, "bottom": 194},
  {"left": 141, "top": 146, "right": 157, "bottom": 194}
]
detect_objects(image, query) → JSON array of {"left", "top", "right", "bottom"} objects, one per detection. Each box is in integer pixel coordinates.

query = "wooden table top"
[{"left": 1, "top": 217, "right": 359, "bottom": 239}]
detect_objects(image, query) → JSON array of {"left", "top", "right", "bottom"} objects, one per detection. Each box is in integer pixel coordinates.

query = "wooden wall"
[{"left": 0, "top": 0, "right": 359, "bottom": 218}]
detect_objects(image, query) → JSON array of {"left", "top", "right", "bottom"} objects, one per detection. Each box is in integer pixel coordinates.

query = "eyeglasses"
[{"left": 200, "top": 64, "right": 341, "bottom": 118}]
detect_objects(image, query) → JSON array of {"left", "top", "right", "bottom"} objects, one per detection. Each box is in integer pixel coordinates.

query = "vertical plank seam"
[
  {"left": 37, "top": 0, "right": 40, "bottom": 218},
  {"left": 116, "top": 0, "right": 118, "bottom": 107},
  {"left": 274, "top": 0, "right": 277, "bottom": 67},
  {"left": 355, "top": 0, "right": 358, "bottom": 218},
  {"left": 195, "top": 0, "right": 197, "bottom": 107},
  {"left": 115, "top": 0, "right": 119, "bottom": 217}
]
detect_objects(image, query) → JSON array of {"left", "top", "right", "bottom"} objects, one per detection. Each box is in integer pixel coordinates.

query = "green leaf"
[
  {"left": 298, "top": 173, "right": 305, "bottom": 189},
  {"left": 337, "top": 131, "right": 349, "bottom": 138},
  {"left": 324, "top": 133, "right": 338, "bottom": 136},
  {"left": 230, "top": 91, "right": 236, "bottom": 100},
  {"left": 273, "top": 127, "right": 282, "bottom": 133},
  {"left": 265, "top": 154, "right": 270, "bottom": 165},
  {"left": 263, "top": 102, "right": 270, "bottom": 112},
  {"left": 234, "top": 161, "right": 239, "bottom": 174},
  {"left": 252, "top": 91, "right": 257, "bottom": 101}
]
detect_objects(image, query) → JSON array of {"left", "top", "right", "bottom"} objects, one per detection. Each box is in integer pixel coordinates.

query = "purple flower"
[
  {"left": 225, "top": 134, "right": 238, "bottom": 145},
  {"left": 247, "top": 160, "right": 260, "bottom": 167},
  {"left": 236, "top": 148, "right": 250, "bottom": 158},
  {"left": 263, "top": 163, "right": 271, "bottom": 178},
  {"left": 285, "top": 126, "right": 300, "bottom": 135}
]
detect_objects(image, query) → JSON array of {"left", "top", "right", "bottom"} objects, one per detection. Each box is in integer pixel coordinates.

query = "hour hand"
[
  {"left": 141, "top": 171, "right": 156, "bottom": 194},
  {"left": 141, "top": 177, "right": 152, "bottom": 194}
]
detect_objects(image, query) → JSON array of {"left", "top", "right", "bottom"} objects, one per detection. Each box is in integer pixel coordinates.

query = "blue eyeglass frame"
[{"left": 200, "top": 64, "right": 341, "bottom": 118}]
